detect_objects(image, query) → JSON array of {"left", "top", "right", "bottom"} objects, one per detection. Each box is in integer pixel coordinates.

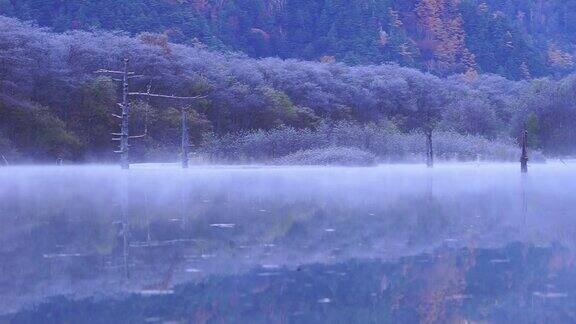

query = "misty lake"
[{"left": 2, "top": 162, "right": 576, "bottom": 323}]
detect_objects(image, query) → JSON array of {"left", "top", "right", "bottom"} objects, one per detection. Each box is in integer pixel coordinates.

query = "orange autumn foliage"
[{"left": 416, "top": 0, "right": 477, "bottom": 74}]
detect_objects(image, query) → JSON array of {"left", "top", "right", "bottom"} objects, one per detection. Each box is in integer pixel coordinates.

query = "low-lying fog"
[{"left": 1, "top": 162, "right": 575, "bottom": 314}]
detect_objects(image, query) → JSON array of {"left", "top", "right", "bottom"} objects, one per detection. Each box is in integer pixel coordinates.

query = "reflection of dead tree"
[
  {"left": 142, "top": 257, "right": 179, "bottom": 292},
  {"left": 96, "top": 58, "right": 204, "bottom": 279},
  {"left": 521, "top": 173, "right": 528, "bottom": 226},
  {"left": 144, "top": 190, "right": 152, "bottom": 245},
  {"left": 119, "top": 173, "right": 130, "bottom": 278},
  {"left": 1, "top": 154, "right": 8, "bottom": 166},
  {"left": 181, "top": 178, "right": 190, "bottom": 231}
]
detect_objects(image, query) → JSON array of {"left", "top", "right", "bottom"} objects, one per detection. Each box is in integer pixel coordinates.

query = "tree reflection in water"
[
  {"left": 2, "top": 163, "right": 576, "bottom": 323},
  {"left": 8, "top": 243, "right": 576, "bottom": 323}
]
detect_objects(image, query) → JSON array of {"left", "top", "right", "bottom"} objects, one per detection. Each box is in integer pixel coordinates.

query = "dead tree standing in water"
[
  {"left": 426, "top": 130, "right": 434, "bottom": 168},
  {"left": 417, "top": 100, "right": 440, "bottom": 169},
  {"left": 127, "top": 95, "right": 205, "bottom": 168},
  {"left": 520, "top": 130, "right": 529, "bottom": 226},
  {"left": 96, "top": 59, "right": 147, "bottom": 170},
  {"left": 98, "top": 59, "right": 204, "bottom": 169},
  {"left": 96, "top": 58, "right": 203, "bottom": 279},
  {"left": 521, "top": 130, "right": 528, "bottom": 173}
]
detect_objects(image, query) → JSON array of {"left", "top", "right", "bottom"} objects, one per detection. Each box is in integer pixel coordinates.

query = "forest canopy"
[
  {"left": 0, "top": 16, "right": 574, "bottom": 163},
  {"left": 1, "top": 0, "right": 575, "bottom": 80}
]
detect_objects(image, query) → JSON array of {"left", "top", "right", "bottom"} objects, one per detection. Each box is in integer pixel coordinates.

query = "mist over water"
[{"left": 2, "top": 162, "right": 576, "bottom": 320}]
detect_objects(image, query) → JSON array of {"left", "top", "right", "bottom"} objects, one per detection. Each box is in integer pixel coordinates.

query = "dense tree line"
[
  {"left": 1, "top": 0, "right": 574, "bottom": 79},
  {"left": 0, "top": 16, "right": 574, "bottom": 163}
]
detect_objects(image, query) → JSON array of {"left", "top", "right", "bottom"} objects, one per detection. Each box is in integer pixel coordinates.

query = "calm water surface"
[{"left": 1, "top": 162, "right": 576, "bottom": 323}]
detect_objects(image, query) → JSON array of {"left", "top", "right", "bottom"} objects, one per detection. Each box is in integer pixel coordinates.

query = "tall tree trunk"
[{"left": 120, "top": 58, "right": 130, "bottom": 170}]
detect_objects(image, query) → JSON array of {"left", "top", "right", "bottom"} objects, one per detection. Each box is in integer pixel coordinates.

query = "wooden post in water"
[
  {"left": 426, "top": 130, "right": 434, "bottom": 168},
  {"left": 521, "top": 130, "right": 528, "bottom": 173}
]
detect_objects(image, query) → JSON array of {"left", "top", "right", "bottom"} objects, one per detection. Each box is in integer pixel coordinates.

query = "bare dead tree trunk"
[
  {"left": 99, "top": 58, "right": 204, "bottom": 168},
  {"left": 119, "top": 59, "right": 130, "bottom": 170},
  {"left": 97, "top": 58, "right": 144, "bottom": 169},
  {"left": 426, "top": 130, "right": 434, "bottom": 168},
  {"left": 1, "top": 154, "right": 8, "bottom": 166},
  {"left": 521, "top": 130, "right": 529, "bottom": 173},
  {"left": 129, "top": 97, "right": 204, "bottom": 170},
  {"left": 181, "top": 107, "right": 190, "bottom": 169}
]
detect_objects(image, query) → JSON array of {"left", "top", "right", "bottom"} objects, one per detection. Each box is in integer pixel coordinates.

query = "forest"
[
  {"left": 1, "top": 0, "right": 575, "bottom": 80},
  {"left": 0, "top": 15, "right": 575, "bottom": 164}
]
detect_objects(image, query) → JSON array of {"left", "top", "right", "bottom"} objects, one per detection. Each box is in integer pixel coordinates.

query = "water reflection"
[
  {"left": 8, "top": 243, "right": 576, "bottom": 323},
  {"left": 1, "top": 163, "right": 575, "bottom": 322}
]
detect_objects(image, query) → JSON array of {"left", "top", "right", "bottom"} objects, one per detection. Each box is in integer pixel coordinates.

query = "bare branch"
[
  {"left": 128, "top": 92, "right": 206, "bottom": 100},
  {"left": 95, "top": 69, "right": 136, "bottom": 75},
  {"left": 0, "top": 56, "right": 34, "bottom": 63},
  {"left": 95, "top": 69, "right": 123, "bottom": 74}
]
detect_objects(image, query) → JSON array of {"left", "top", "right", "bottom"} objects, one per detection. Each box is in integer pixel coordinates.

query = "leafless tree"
[
  {"left": 97, "top": 59, "right": 204, "bottom": 169},
  {"left": 96, "top": 59, "right": 147, "bottom": 170},
  {"left": 129, "top": 94, "right": 204, "bottom": 169},
  {"left": 521, "top": 130, "right": 529, "bottom": 173}
]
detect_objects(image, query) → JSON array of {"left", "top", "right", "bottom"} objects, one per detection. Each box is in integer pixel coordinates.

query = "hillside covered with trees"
[
  {"left": 1, "top": 0, "right": 575, "bottom": 80},
  {"left": 0, "top": 16, "right": 575, "bottom": 164}
]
